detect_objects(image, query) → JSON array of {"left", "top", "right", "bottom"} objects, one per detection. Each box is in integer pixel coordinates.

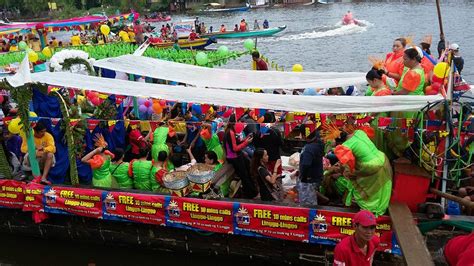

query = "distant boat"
[
  {"left": 317, "top": 0, "right": 332, "bottom": 4},
  {"left": 201, "top": 3, "right": 251, "bottom": 12},
  {"left": 149, "top": 37, "right": 216, "bottom": 50},
  {"left": 143, "top": 16, "right": 172, "bottom": 23},
  {"left": 202, "top": 25, "right": 286, "bottom": 39}
]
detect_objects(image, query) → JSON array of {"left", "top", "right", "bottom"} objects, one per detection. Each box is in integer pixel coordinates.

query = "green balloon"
[
  {"left": 18, "top": 41, "right": 27, "bottom": 51},
  {"left": 218, "top": 46, "right": 229, "bottom": 56},
  {"left": 195, "top": 52, "right": 208, "bottom": 66},
  {"left": 243, "top": 39, "right": 255, "bottom": 51}
]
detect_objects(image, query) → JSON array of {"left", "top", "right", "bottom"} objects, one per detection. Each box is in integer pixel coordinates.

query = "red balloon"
[
  {"left": 144, "top": 100, "right": 151, "bottom": 108},
  {"left": 159, "top": 100, "right": 167, "bottom": 107},
  {"left": 0, "top": 95, "right": 4, "bottom": 104}
]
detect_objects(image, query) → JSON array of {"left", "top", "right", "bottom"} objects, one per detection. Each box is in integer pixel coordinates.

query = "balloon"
[
  {"left": 159, "top": 100, "right": 166, "bottom": 106},
  {"left": 292, "top": 64, "right": 304, "bottom": 72},
  {"left": 18, "top": 41, "right": 28, "bottom": 51},
  {"left": 137, "top": 98, "right": 146, "bottom": 105},
  {"left": 195, "top": 52, "right": 208, "bottom": 66},
  {"left": 144, "top": 100, "right": 151, "bottom": 108},
  {"left": 8, "top": 118, "right": 22, "bottom": 134},
  {"left": 42, "top": 47, "right": 52, "bottom": 58},
  {"left": 29, "top": 112, "right": 37, "bottom": 117},
  {"left": 243, "top": 39, "right": 255, "bottom": 51},
  {"left": 433, "top": 62, "right": 450, "bottom": 79},
  {"left": 100, "top": 25, "right": 110, "bottom": 35},
  {"left": 0, "top": 95, "right": 4, "bottom": 104},
  {"left": 138, "top": 104, "right": 147, "bottom": 113},
  {"left": 77, "top": 95, "right": 86, "bottom": 105},
  {"left": 152, "top": 103, "right": 163, "bottom": 114},
  {"left": 217, "top": 46, "right": 229, "bottom": 56},
  {"left": 235, "top": 122, "right": 246, "bottom": 134},
  {"left": 147, "top": 106, "right": 154, "bottom": 114},
  {"left": 28, "top": 51, "right": 38, "bottom": 63},
  {"left": 90, "top": 97, "right": 100, "bottom": 106},
  {"left": 88, "top": 91, "right": 98, "bottom": 100}
]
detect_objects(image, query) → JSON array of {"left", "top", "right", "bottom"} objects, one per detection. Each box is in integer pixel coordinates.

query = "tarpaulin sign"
[
  {"left": 23, "top": 182, "right": 45, "bottom": 212},
  {"left": 102, "top": 191, "right": 166, "bottom": 225},
  {"left": 165, "top": 196, "right": 234, "bottom": 234},
  {"left": 0, "top": 179, "right": 25, "bottom": 209},
  {"left": 309, "top": 210, "right": 400, "bottom": 254},
  {"left": 233, "top": 203, "right": 310, "bottom": 242},
  {"left": 43, "top": 186, "right": 103, "bottom": 218}
]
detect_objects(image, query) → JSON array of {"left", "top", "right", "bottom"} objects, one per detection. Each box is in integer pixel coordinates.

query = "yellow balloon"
[
  {"left": 433, "top": 62, "right": 450, "bottom": 79},
  {"left": 28, "top": 50, "right": 39, "bottom": 63},
  {"left": 292, "top": 64, "right": 304, "bottom": 72},
  {"left": 42, "top": 47, "right": 52, "bottom": 58},
  {"left": 29, "top": 111, "right": 37, "bottom": 117},
  {"left": 8, "top": 118, "right": 22, "bottom": 134},
  {"left": 77, "top": 95, "right": 86, "bottom": 105},
  {"left": 100, "top": 25, "right": 110, "bottom": 35}
]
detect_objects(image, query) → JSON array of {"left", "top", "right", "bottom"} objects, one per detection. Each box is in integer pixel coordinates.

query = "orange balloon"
[{"left": 152, "top": 103, "right": 163, "bottom": 114}]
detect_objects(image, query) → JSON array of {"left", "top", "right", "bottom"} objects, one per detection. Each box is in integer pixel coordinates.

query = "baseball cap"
[
  {"left": 450, "top": 43, "right": 460, "bottom": 51},
  {"left": 353, "top": 210, "right": 377, "bottom": 226}
]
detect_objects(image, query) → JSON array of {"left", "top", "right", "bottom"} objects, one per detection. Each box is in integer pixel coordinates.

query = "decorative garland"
[{"left": 50, "top": 50, "right": 95, "bottom": 76}]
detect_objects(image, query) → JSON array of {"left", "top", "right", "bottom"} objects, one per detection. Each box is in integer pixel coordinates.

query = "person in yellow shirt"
[
  {"left": 70, "top": 32, "right": 81, "bottom": 46},
  {"left": 118, "top": 26, "right": 131, "bottom": 42},
  {"left": 127, "top": 27, "right": 136, "bottom": 43},
  {"left": 8, "top": 40, "right": 18, "bottom": 52},
  {"left": 21, "top": 121, "right": 56, "bottom": 185},
  {"left": 51, "top": 37, "right": 59, "bottom": 48}
]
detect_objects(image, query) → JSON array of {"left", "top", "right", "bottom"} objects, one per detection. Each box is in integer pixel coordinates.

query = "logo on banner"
[
  {"left": 104, "top": 193, "right": 117, "bottom": 211},
  {"left": 45, "top": 188, "right": 57, "bottom": 204},
  {"left": 311, "top": 214, "right": 328, "bottom": 233},
  {"left": 167, "top": 200, "right": 181, "bottom": 217},
  {"left": 235, "top": 207, "right": 250, "bottom": 225}
]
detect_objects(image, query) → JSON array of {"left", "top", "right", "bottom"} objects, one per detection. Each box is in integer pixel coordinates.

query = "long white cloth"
[
  {"left": 29, "top": 71, "right": 443, "bottom": 113},
  {"left": 93, "top": 54, "right": 367, "bottom": 90}
]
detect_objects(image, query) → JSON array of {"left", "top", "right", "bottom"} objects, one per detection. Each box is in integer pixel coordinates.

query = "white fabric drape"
[
  {"left": 29, "top": 71, "right": 444, "bottom": 114},
  {"left": 93, "top": 54, "right": 367, "bottom": 90}
]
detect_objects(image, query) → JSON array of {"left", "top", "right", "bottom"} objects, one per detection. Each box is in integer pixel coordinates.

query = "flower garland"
[{"left": 49, "top": 50, "right": 95, "bottom": 75}]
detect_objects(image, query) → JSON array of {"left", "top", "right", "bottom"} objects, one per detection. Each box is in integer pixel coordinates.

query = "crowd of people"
[{"left": 194, "top": 17, "right": 270, "bottom": 35}]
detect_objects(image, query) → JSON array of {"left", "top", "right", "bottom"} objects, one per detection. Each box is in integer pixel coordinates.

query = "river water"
[
  {"left": 1, "top": 1, "right": 472, "bottom": 265},
  {"left": 171, "top": 0, "right": 474, "bottom": 82}
]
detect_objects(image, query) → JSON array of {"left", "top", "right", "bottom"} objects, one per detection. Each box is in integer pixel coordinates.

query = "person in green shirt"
[
  {"left": 110, "top": 149, "right": 133, "bottom": 189},
  {"left": 150, "top": 150, "right": 170, "bottom": 193},
  {"left": 81, "top": 147, "right": 114, "bottom": 188},
  {"left": 393, "top": 47, "right": 426, "bottom": 95},
  {"left": 129, "top": 147, "right": 153, "bottom": 191}
]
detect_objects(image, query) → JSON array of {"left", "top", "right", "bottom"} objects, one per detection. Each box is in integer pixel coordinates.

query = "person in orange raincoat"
[{"left": 419, "top": 35, "right": 435, "bottom": 82}]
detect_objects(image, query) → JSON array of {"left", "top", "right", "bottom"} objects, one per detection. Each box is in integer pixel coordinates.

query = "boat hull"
[
  {"left": 202, "top": 26, "right": 286, "bottom": 39},
  {"left": 150, "top": 38, "right": 215, "bottom": 50},
  {"left": 143, "top": 16, "right": 172, "bottom": 23},
  {"left": 201, "top": 6, "right": 250, "bottom": 12}
]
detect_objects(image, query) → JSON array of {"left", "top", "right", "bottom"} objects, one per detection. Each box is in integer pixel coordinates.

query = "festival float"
[{"left": 0, "top": 27, "right": 472, "bottom": 264}]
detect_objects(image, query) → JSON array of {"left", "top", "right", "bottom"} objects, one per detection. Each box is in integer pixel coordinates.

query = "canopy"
[
  {"left": 27, "top": 71, "right": 443, "bottom": 114},
  {"left": 93, "top": 55, "right": 367, "bottom": 90}
]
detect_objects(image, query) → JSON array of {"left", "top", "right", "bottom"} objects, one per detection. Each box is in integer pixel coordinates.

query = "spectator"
[
  {"left": 250, "top": 148, "right": 283, "bottom": 201},
  {"left": 450, "top": 43, "right": 464, "bottom": 75},
  {"left": 254, "top": 112, "right": 283, "bottom": 175},
  {"left": 297, "top": 131, "right": 324, "bottom": 205},
  {"left": 252, "top": 51, "right": 268, "bottom": 71}
]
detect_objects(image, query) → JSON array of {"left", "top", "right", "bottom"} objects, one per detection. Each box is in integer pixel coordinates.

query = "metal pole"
[{"left": 441, "top": 57, "right": 454, "bottom": 207}]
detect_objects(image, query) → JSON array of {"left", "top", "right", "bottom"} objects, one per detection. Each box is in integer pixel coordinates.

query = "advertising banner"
[
  {"left": 23, "top": 182, "right": 45, "bottom": 212},
  {"left": 166, "top": 197, "right": 234, "bottom": 234},
  {"left": 102, "top": 191, "right": 166, "bottom": 225},
  {"left": 0, "top": 179, "right": 25, "bottom": 209},
  {"left": 43, "top": 186, "right": 103, "bottom": 218},
  {"left": 233, "top": 202, "right": 310, "bottom": 242}
]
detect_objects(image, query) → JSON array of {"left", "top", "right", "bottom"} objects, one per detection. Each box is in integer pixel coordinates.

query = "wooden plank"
[{"left": 389, "top": 202, "right": 434, "bottom": 266}]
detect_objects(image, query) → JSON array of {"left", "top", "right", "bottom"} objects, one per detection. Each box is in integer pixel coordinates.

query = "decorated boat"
[
  {"left": 202, "top": 25, "right": 286, "bottom": 39},
  {"left": 143, "top": 15, "right": 172, "bottom": 23},
  {"left": 148, "top": 37, "right": 216, "bottom": 49}
]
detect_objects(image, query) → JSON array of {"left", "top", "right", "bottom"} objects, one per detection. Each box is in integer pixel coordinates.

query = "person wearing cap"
[
  {"left": 333, "top": 210, "right": 380, "bottom": 266},
  {"left": 393, "top": 47, "right": 426, "bottom": 95},
  {"left": 450, "top": 43, "right": 464, "bottom": 75}
]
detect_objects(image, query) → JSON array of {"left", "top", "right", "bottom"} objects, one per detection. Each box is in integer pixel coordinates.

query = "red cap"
[{"left": 353, "top": 210, "right": 377, "bottom": 226}]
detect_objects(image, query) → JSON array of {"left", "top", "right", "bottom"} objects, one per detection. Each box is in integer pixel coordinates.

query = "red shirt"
[
  {"left": 333, "top": 235, "right": 380, "bottom": 266},
  {"left": 256, "top": 59, "right": 268, "bottom": 71},
  {"left": 444, "top": 232, "right": 474, "bottom": 266},
  {"left": 129, "top": 129, "right": 144, "bottom": 155},
  {"left": 189, "top": 32, "right": 198, "bottom": 41}
]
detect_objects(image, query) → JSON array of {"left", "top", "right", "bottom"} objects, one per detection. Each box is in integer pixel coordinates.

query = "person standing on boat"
[
  {"left": 297, "top": 131, "right": 324, "bottom": 206},
  {"left": 233, "top": 24, "right": 239, "bottom": 32},
  {"left": 383, "top": 38, "right": 406, "bottom": 88},
  {"left": 333, "top": 210, "right": 380, "bottom": 266},
  {"left": 263, "top": 19, "right": 269, "bottom": 29},
  {"left": 194, "top": 17, "right": 200, "bottom": 32},
  {"left": 254, "top": 19, "right": 260, "bottom": 30},
  {"left": 224, "top": 114, "right": 256, "bottom": 198},
  {"left": 419, "top": 35, "right": 434, "bottom": 81},
  {"left": 188, "top": 29, "right": 199, "bottom": 41},
  {"left": 220, "top": 24, "right": 226, "bottom": 33},
  {"left": 252, "top": 51, "right": 268, "bottom": 71},
  {"left": 393, "top": 47, "right": 425, "bottom": 95},
  {"left": 450, "top": 43, "right": 464, "bottom": 75}
]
